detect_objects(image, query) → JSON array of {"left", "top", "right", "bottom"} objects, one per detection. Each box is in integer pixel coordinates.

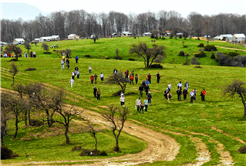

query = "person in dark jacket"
[
  {"left": 75, "top": 56, "right": 79, "bottom": 63},
  {"left": 147, "top": 92, "right": 152, "bottom": 105},
  {"left": 183, "top": 88, "right": 188, "bottom": 101},
  {"left": 135, "top": 74, "right": 138, "bottom": 84},
  {"left": 93, "top": 86, "right": 97, "bottom": 98},
  {"left": 147, "top": 73, "right": 151, "bottom": 83},
  {"left": 139, "top": 84, "right": 143, "bottom": 97},
  {"left": 156, "top": 72, "right": 160, "bottom": 83},
  {"left": 145, "top": 85, "right": 150, "bottom": 96},
  {"left": 176, "top": 87, "right": 181, "bottom": 101},
  {"left": 94, "top": 73, "right": 98, "bottom": 84}
]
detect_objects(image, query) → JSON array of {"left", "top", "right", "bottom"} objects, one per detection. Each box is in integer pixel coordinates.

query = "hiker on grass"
[
  {"left": 142, "top": 80, "right": 146, "bottom": 89},
  {"left": 96, "top": 88, "right": 101, "bottom": 101},
  {"left": 201, "top": 89, "right": 206, "bottom": 101},
  {"left": 61, "top": 59, "right": 64, "bottom": 69},
  {"left": 90, "top": 74, "right": 94, "bottom": 84},
  {"left": 69, "top": 77, "right": 74, "bottom": 88},
  {"left": 71, "top": 71, "right": 75, "bottom": 79},
  {"left": 194, "top": 89, "right": 197, "bottom": 100},
  {"left": 89, "top": 65, "right": 92, "bottom": 73},
  {"left": 183, "top": 88, "right": 188, "bottom": 101},
  {"left": 139, "top": 84, "right": 144, "bottom": 97},
  {"left": 140, "top": 101, "right": 144, "bottom": 113},
  {"left": 177, "top": 81, "right": 182, "bottom": 91},
  {"left": 147, "top": 92, "right": 152, "bottom": 105},
  {"left": 190, "top": 90, "right": 195, "bottom": 103},
  {"left": 167, "top": 91, "right": 172, "bottom": 104},
  {"left": 93, "top": 86, "right": 97, "bottom": 98},
  {"left": 94, "top": 73, "right": 98, "bottom": 84},
  {"left": 136, "top": 97, "right": 141, "bottom": 113},
  {"left": 75, "top": 55, "right": 79, "bottom": 63},
  {"left": 66, "top": 58, "right": 70, "bottom": 69},
  {"left": 147, "top": 73, "right": 151, "bottom": 83},
  {"left": 145, "top": 85, "right": 150, "bottom": 96},
  {"left": 135, "top": 74, "right": 138, "bottom": 84},
  {"left": 75, "top": 66, "right": 78, "bottom": 75},
  {"left": 144, "top": 98, "right": 148, "bottom": 112},
  {"left": 120, "top": 95, "right": 125, "bottom": 107},
  {"left": 156, "top": 72, "right": 160, "bottom": 83},
  {"left": 185, "top": 81, "right": 189, "bottom": 91},
  {"left": 100, "top": 73, "right": 104, "bottom": 83},
  {"left": 77, "top": 70, "right": 80, "bottom": 78},
  {"left": 168, "top": 82, "right": 171, "bottom": 92},
  {"left": 164, "top": 88, "right": 169, "bottom": 100},
  {"left": 113, "top": 68, "right": 117, "bottom": 73},
  {"left": 125, "top": 70, "right": 129, "bottom": 79},
  {"left": 130, "top": 74, "right": 134, "bottom": 85},
  {"left": 176, "top": 87, "right": 181, "bottom": 101}
]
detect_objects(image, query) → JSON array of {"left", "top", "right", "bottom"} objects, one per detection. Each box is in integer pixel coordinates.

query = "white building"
[
  {"left": 13, "top": 38, "right": 25, "bottom": 44},
  {"left": 233, "top": 34, "right": 245, "bottom": 42},
  {"left": 68, "top": 34, "right": 79, "bottom": 40},
  {"left": 218, "top": 34, "right": 233, "bottom": 41},
  {"left": 143, "top": 32, "right": 152, "bottom": 36},
  {"left": 1, "top": 41, "right": 8, "bottom": 46},
  {"left": 121, "top": 31, "right": 133, "bottom": 37},
  {"left": 40, "top": 35, "right": 60, "bottom": 42}
]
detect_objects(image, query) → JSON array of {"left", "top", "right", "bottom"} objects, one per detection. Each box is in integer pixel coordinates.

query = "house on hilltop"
[
  {"left": 218, "top": 34, "right": 233, "bottom": 41},
  {"left": 233, "top": 34, "right": 245, "bottom": 43},
  {"left": 13, "top": 38, "right": 25, "bottom": 44},
  {"left": 121, "top": 31, "right": 133, "bottom": 37},
  {"left": 143, "top": 32, "right": 152, "bottom": 36},
  {"left": 40, "top": 35, "right": 60, "bottom": 42},
  {"left": 68, "top": 34, "right": 79, "bottom": 40}
]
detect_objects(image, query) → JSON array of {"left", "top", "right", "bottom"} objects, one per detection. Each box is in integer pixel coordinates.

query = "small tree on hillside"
[
  {"left": 65, "top": 49, "right": 72, "bottom": 58},
  {"left": 24, "top": 40, "right": 31, "bottom": 54},
  {"left": 185, "top": 53, "right": 189, "bottom": 62},
  {"left": 106, "top": 72, "right": 130, "bottom": 93},
  {"left": 191, "top": 57, "right": 200, "bottom": 65},
  {"left": 9, "top": 63, "right": 18, "bottom": 85},
  {"left": 115, "top": 48, "right": 119, "bottom": 56},
  {"left": 129, "top": 42, "right": 166, "bottom": 68},
  {"left": 4, "top": 45, "right": 22, "bottom": 61},
  {"left": 223, "top": 80, "right": 246, "bottom": 117},
  {"left": 101, "top": 106, "right": 129, "bottom": 152},
  {"left": 41, "top": 43, "right": 49, "bottom": 52}
]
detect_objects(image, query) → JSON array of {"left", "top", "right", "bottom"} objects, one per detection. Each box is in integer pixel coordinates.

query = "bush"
[
  {"left": 114, "top": 55, "right": 122, "bottom": 60},
  {"left": 238, "top": 146, "right": 246, "bottom": 154},
  {"left": 191, "top": 57, "right": 201, "bottom": 65},
  {"left": 204, "top": 45, "right": 217, "bottom": 51},
  {"left": 195, "top": 52, "right": 206, "bottom": 58},
  {"left": 178, "top": 50, "right": 185, "bottom": 56},
  {"left": 149, "top": 64, "right": 163, "bottom": 68},
  {"left": 228, "top": 52, "right": 239, "bottom": 58},
  {"left": 150, "top": 33, "right": 155, "bottom": 38},
  {"left": 183, "top": 45, "right": 188, "bottom": 48},
  {"left": 154, "top": 55, "right": 164, "bottom": 63},
  {"left": 71, "top": 146, "right": 82, "bottom": 152},
  {"left": 43, "top": 52, "right": 52, "bottom": 54},
  {"left": 162, "top": 37, "right": 165, "bottom": 40},
  {"left": 85, "top": 55, "right": 91, "bottom": 58},
  {"left": 210, "top": 51, "right": 216, "bottom": 59},
  {"left": 194, "top": 66, "right": 202, "bottom": 68},
  {"left": 98, "top": 150, "right": 108, "bottom": 156},
  {"left": 113, "top": 146, "right": 120, "bottom": 152},
  {"left": 79, "top": 149, "right": 91, "bottom": 156},
  {"left": 25, "top": 68, "right": 37, "bottom": 71},
  {"left": 112, "top": 90, "right": 122, "bottom": 96},
  {"left": 197, "top": 43, "right": 204, "bottom": 47},
  {"left": 29, "top": 119, "right": 44, "bottom": 126},
  {"left": 183, "top": 62, "right": 190, "bottom": 65},
  {"left": 1, "top": 146, "right": 13, "bottom": 159},
  {"left": 128, "top": 58, "right": 135, "bottom": 61}
]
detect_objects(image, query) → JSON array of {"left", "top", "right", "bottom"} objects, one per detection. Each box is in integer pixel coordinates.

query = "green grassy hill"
[{"left": 6, "top": 37, "right": 246, "bottom": 66}]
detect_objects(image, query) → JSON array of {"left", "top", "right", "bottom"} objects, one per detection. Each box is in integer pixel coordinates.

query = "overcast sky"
[{"left": 1, "top": 0, "right": 245, "bottom": 18}]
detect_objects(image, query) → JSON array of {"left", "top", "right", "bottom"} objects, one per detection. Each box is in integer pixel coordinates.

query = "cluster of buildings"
[{"left": 213, "top": 34, "right": 246, "bottom": 43}]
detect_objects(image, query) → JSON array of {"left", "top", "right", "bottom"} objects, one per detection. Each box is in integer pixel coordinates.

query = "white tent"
[
  {"left": 40, "top": 35, "right": 60, "bottom": 42},
  {"left": 13, "top": 38, "right": 25, "bottom": 44},
  {"left": 121, "top": 31, "right": 132, "bottom": 37},
  {"left": 51, "top": 35, "right": 60, "bottom": 40},
  {"left": 233, "top": 34, "right": 245, "bottom": 42},
  {"left": 68, "top": 34, "right": 79, "bottom": 40},
  {"left": 143, "top": 32, "right": 152, "bottom": 36}
]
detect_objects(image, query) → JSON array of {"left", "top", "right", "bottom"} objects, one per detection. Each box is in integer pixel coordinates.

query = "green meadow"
[{"left": 1, "top": 37, "right": 246, "bottom": 165}]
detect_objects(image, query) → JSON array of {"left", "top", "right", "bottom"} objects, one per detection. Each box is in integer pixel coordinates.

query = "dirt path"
[{"left": 216, "top": 46, "right": 246, "bottom": 52}]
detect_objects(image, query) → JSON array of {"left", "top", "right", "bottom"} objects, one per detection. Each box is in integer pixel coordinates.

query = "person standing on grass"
[
  {"left": 96, "top": 88, "right": 101, "bottom": 101},
  {"left": 75, "top": 66, "right": 78, "bottom": 75},
  {"left": 136, "top": 97, "right": 141, "bottom": 113},
  {"left": 90, "top": 74, "right": 94, "bottom": 84},
  {"left": 145, "top": 85, "right": 150, "bottom": 96},
  {"left": 139, "top": 84, "right": 144, "bottom": 97},
  {"left": 144, "top": 97, "right": 148, "bottom": 112},
  {"left": 120, "top": 95, "right": 125, "bottom": 107},
  {"left": 130, "top": 74, "right": 134, "bottom": 85},
  {"left": 183, "top": 88, "right": 188, "bottom": 101},
  {"left": 140, "top": 101, "right": 144, "bottom": 113},
  {"left": 113, "top": 68, "right": 117, "bottom": 73},
  {"left": 66, "top": 58, "right": 70, "bottom": 69},
  {"left": 190, "top": 90, "right": 195, "bottom": 103},
  {"left": 135, "top": 74, "right": 138, "bottom": 84},
  {"left": 72, "top": 71, "right": 75, "bottom": 80},
  {"left": 125, "top": 70, "right": 129, "bottom": 79},
  {"left": 77, "top": 70, "right": 80, "bottom": 78},
  {"left": 201, "top": 89, "right": 206, "bottom": 101},
  {"left": 75, "top": 55, "right": 79, "bottom": 63},
  {"left": 89, "top": 65, "right": 92, "bottom": 73},
  {"left": 33, "top": 51, "right": 36, "bottom": 58},
  {"left": 61, "top": 59, "right": 64, "bottom": 69},
  {"left": 147, "top": 73, "right": 151, "bottom": 83},
  {"left": 145, "top": 79, "right": 150, "bottom": 87},
  {"left": 69, "top": 77, "right": 74, "bottom": 88},
  {"left": 94, "top": 73, "right": 98, "bottom": 84},
  {"left": 168, "top": 82, "right": 171, "bottom": 92},
  {"left": 176, "top": 87, "right": 181, "bottom": 101},
  {"left": 185, "top": 81, "right": 189, "bottom": 91},
  {"left": 167, "top": 91, "right": 172, "bottom": 104},
  {"left": 62, "top": 52, "right": 65, "bottom": 59},
  {"left": 147, "top": 92, "right": 152, "bottom": 105},
  {"left": 156, "top": 72, "right": 160, "bottom": 83},
  {"left": 164, "top": 88, "right": 169, "bottom": 100},
  {"left": 142, "top": 80, "right": 146, "bottom": 89},
  {"left": 100, "top": 73, "right": 104, "bottom": 83},
  {"left": 30, "top": 51, "right": 33, "bottom": 58},
  {"left": 194, "top": 88, "right": 197, "bottom": 100},
  {"left": 24, "top": 52, "right": 28, "bottom": 58},
  {"left": 93, "top": 86, "right": 97, "bottom": 98},
  {"left": 177, "top": 81, "right": 182, "bottom": 91}
]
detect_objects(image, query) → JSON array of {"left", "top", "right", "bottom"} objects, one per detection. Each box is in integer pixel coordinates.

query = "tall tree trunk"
[
  {"left": 28, "top": 109, "right": 31, "bottom": 125},
  {"left": 25, "top": 110, "right": 28, "bottom": 126},
  {"left": 147, "top": 58, "right": 150, "bottom": 68},
  {"left": 244, "top": 107, "right": 246, "bottom": 118},
  {"left": 115, "top": 138, "right": 119, "bottom": 151},
  {"left": 93, "top": 133, "right": 97, "bottom": 156},
  {"left": 65, "top": 125, "right": 70, "bottom": 144},
  {"left": 13, "top": 114, "right": 18, "bottom": 139},
  {"left": 1, "top": 126, "right": 5, "bottom": 146},
  {"left": 12, "top": 75, "right": 15, "bottom": 85}
]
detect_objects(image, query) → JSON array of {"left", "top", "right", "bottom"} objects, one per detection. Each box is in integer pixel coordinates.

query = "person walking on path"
[
  {"left": 66, "top": 58, "right": 70, "bottom": 69},
  {"left": 176, "top": 87, "right": 181, "bottom": 101},
  {"left": 90, "top": 74, "right": 94, "bottom": 84},
  {"left": 147, "top": 73, "right": 151, "bottom": 83},
  {"left": 142, "top": 80, "right": 146, "bottom": 89},
  {"left": 69, "top": 77, "right": 74, "bottom": 88},
  {"left": 100, "top": 73, "right": 104, "bottom": 83},
  {"left": 185, "top": 81, "right": 189, "bottom": 91},
  {"left": 140, "top": 101, "right": 144, "bottom": 113},
  {"left": 145, "top": 85, "right": 150, "bottom": 96},
  {"left": 135, "top": 74, "right": 138, "bottom": 84},
  {"left": 136, "top": 97, "right": 141, "bottom": 113},
  {"left": 93, "top": 86, "right": 97, "bottom": 98},
  {"left": 167, "top": 91, "right": 172, "bottom": 104},
  {"left": 177, "top": 81, "right": 182, "bottom": 91},
  {"left": 147, "top": 92, "right": 152, "bottom": 105},
  {"left": 94, "top": 73, "right": 98, "bottom": 84},
  {"left": 61, "top": 59, "right": 64, "bottom": 69},
  {"left": 164, "top": 88, "right": 169, "bottom": 100},
  {"left": 113, "top": 68, "right": 117, "bottom": 73},
  {"left": 156, "top": 72, "right": 160, "bottom": 83},
  {"left": 120, "top": 95, "right": 125, "bottom": 107},
  {"left": 89, "top": 65, "right": 92, "bottom": 73},
  {"left": 75, "top": 55, "right": 79, "bottom": 63},
  {"left": 190, "top": 90, "right": 195, "bottom": 103},
  {"left": 183, "top": 88, "right": 188, "bottom": 101},
  {"left": 96, "top": 88, "right": 101, "bottom": 101},
  {"left": 168, "top": 82, "right": 171, "bottom": 92},
  {"left": 130, "top": 74, "right": 134, "bottom": 85},
  {"left": 139, "top": 84, "right": 144, "bottom": 97},
  {"left": 201, "top": 89, "right": 206, "bottom": 101},
  {"left": 72, "top": 71, "right": 75, "bottom": 79},
  {"left": 144, "top": 98, "right": 148, "bottom": 112},
  {"left": 77, "top": 70, "right": 80, "bottom": 78}
]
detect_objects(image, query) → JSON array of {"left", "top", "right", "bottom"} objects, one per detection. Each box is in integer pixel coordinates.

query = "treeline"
[{"left": 1, "top": 10, "right": 246, "bottom": 42}]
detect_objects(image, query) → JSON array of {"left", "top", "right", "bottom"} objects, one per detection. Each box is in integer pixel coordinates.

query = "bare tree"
[
  {"left": 106, "top": 72, "right": 130, "bottom": 93},
  {"left": 115, "top": 48, "right": 119, "bottom": 56},
  {"left": 101, "top": 106, "right": 129, "bottom": 151},
  {"left": 23, "top": 40, "right": 31, "bottom": 54},
  {"left": 41, "top": 43, "right": 49, "bottom": 53},
  {"left": 9, "top": 63, "right": 19, "bottom": 85},
  {"left": 223, "top": 80, "right": 246, "bottom": 117},
  {"left": 4, "top": 45, "right": 22, "bottom": 61},
  {"left": 129, "top": 42, "right": 166, "bottom": 68},
  {"left": 191, "top": 57, "right": 200, "bottom": 65}
]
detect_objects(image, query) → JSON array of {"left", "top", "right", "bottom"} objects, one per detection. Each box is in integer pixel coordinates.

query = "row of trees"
[{"left": 1, "top": 10, "right": 245, "bottom": 42}]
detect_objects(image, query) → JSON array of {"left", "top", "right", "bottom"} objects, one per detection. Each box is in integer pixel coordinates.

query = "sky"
[{"left": 1, "top": 0, "right": 245, "bottom": 18}]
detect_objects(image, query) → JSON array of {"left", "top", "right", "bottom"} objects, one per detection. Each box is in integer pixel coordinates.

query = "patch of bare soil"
[{"left": 216, "top": 46, "right": 246, "bottom": 52}]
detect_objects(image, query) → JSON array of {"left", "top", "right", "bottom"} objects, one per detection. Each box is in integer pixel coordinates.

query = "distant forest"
[{"left": 1, "top": 10, "right": 246, "bottom": 42}]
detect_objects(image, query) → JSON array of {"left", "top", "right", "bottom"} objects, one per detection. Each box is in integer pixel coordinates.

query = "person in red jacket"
[
  {"left": 201, "top": 89, "right": 207, "bottom": 101},
  {"left": 90, "top": 74, "right": 94, "bottom": 84},
  {"left": 130, "top": 74, "right": 134, "bottom": 85},
  {"left": 147, "top": 73, "right": 151, "bottom": 83}
]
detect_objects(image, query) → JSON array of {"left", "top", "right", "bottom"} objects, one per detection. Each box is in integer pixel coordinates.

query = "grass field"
[{"left": 1, "top": 37, "right": 246, "bottom": 165}]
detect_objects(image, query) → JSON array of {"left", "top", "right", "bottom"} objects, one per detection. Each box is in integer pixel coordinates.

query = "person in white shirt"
[
  {"left": 89, "top": 65, "right": 92, "bottom": 73},
  {"left": 120, "top": 95, "right": 125, "bottom": 107},
  {"left": 177, "top": 81, "right": 183, "bottom": 90},
  {"left": 4, "top": 53, "right": 7, "bottom": 57},
  {"left": 61, "top": 59, "right": 64, "bottom": 69},
  {"left": 136, "top": 97, "right": 141, "bottom": 113},
  {"left": 185, "top": 81, "right": 189, "bottom": 91},
  {"left": 168, "top": 82, "right": 171, "bottom": 91},
  {"left": 190, "top": 90, "right": 194, "bottom": 103},
  {"left": 24, "top": 52, "right": 28, "bottom": 58},
  {"left": 100, "top": 73, "right": 104, "bottom": 83},
  {"left": 69, "top": 77, "right": 74, "bottom": 88}
]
